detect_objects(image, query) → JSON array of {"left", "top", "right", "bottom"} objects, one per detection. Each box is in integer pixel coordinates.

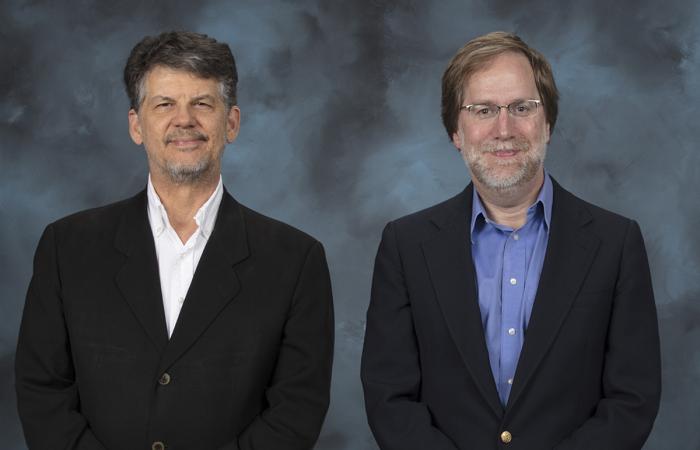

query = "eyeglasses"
[{"left": 460, "top": 99, "right": 541, "bottom": 120}]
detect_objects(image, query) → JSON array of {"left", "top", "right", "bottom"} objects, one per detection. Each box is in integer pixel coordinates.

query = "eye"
[
  {"left": 514, "top": 103, "right": 531, "bottom": 113},
  {"left": 155, "top": 102, "right": 173, "bottom": 109},
  {"left": 473, "top": 105, "right": 492, "bottom": 116},
  {"left": 468, "top": 104, "right": 498, "bottom": 119},
  {"left": 194, "top": 101, "right": 213, "bottom": 109},
  {"left": 511, "top": 100, "right": 539, "bottom": 117}
]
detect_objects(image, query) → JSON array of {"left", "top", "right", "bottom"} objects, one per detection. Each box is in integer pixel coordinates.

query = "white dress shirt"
[{"left": 146, "top": 175, "right": 224, "bottom": 338}]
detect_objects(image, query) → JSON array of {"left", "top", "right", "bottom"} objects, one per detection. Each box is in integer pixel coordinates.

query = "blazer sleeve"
[
  {"left": 554, "top": 220, "right": 661, "bottom": 450},
  {"left": 15, "top": 225, "right": 107, "bottom": 450},
  {"left": 361, "top": 222, "right": 459, "bottom": 450},
  {"left": 220, "top": 241, "right": 334, "bottom": 450}
]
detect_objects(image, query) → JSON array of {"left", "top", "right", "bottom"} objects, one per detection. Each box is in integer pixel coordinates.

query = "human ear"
[{"left": 128, "top": 109, "right": 143, "bottom": 145}]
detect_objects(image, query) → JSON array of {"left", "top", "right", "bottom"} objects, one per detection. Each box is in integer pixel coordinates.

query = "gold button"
[
  {"left": 500, "top": 431, "right": 512, "bottom": 443},
  {"left": 152, "top": 441, "right": 165, "bottom": 450},
  {"left": 158, "top": 373, "right": 171, "bottom": 386}
]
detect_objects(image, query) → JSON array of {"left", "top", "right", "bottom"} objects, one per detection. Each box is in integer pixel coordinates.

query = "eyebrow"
[
  {"left": 191, "top": 95, "right": 217, "bottom": 103},
  {"left": 466, "top": 98, "right": 532, "bottom": 105},
  {"left": 149, "top": 94, "right": 218, "bottom": 103},
  {"left": 150, "top": 96, "right": 176, "bottom": 103}
]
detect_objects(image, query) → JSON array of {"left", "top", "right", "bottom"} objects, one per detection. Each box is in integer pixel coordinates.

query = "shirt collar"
[
  {"left": 146, "top": 175, "right": 224, "bottom": 241},
  {"left": 470, "top": 170, "right": 553, "bottom": 238}
]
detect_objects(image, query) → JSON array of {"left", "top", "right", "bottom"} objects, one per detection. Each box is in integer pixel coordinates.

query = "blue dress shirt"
[{"left": 470, "top": 173, "right": 553, "bottom": 405}]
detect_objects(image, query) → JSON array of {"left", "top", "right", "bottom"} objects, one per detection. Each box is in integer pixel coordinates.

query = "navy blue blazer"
[{"left": 361, "top": 179, "right": 660, "bottom": 450}]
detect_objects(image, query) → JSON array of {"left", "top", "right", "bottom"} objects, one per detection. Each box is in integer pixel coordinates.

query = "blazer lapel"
[
  {"left": 158, "top": 191, "right": 250, "bottom": 372},
  {"left": 114, "top": 191, "right": 169, "bottom": 353},
  {"left": 506, "top": 180, "right": 600, "bottom": 410},
  {"left": 422, "top": 185, "right": 504, "bottom": 417}
]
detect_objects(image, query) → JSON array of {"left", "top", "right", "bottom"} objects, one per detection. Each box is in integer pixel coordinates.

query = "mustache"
[
  {"left": 480, "top": 138, "right": 530, "bottom": 153},
  {"left": 164, "top": 130, "right": 209, "bottom": 144}
]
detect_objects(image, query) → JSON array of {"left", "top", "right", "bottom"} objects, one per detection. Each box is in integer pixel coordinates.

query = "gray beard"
[
  {"left": 470, "top": 148, "right": 544, "bottom": 191},
  {"left": 465, "top": 136, "right": 547, "bottom": 192},
  {"left": 164, "top": 159, "right": 211, "bottom": 185}
]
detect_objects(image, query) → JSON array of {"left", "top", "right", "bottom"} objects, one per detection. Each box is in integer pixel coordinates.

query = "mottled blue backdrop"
[{"left": 2, "top": 0, "right": 699, "bottom": 448}]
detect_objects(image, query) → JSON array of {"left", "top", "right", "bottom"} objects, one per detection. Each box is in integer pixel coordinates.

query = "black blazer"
[
  {"left": 361, "top": 180, "right": 660, "bottom": 450},
  {"left": 16, "top": 189, "right": 334, "bottom": 450}
]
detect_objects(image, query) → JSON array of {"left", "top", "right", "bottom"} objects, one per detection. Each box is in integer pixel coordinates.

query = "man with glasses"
[
  {"left": 16, "top": 31, "right": 334, "bottom": 450},
  {"left": 361, "top": 32, "right": 660, "bottom": 449}
]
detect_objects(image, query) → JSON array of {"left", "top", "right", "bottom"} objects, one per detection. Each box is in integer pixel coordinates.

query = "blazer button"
[
  {"left": 500, "top": 430, "right": 512, "bottom": 444},
  {"left": 152, "top": 441, "right": 165, "bottom": 450},
  {"left": 158, "top": 372, "right": 171, "bottom": 386}
]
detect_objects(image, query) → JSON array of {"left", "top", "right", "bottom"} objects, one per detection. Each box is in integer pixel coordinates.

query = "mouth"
[
  {"left": 168, "top": 138, "right": 205, "bottom": 149},
  {"left": 165, "top": 133, "right": 208, "bottom": 150},
  {"left": 488, "top": 148, "right": 520, "bottom": 158}
]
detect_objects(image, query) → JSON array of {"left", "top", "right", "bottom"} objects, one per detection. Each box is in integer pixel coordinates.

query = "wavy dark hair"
[{"left": 124, "top": 31, "right": 238, "bottom": 110}]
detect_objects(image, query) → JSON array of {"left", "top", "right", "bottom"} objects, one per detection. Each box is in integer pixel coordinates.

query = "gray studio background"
[{"left": 2, "top": 0, "right": 699, "bottom": 448}]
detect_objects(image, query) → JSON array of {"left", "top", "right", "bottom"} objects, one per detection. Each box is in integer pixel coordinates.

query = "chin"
[
  {"left": 477, "top": 166, "right": 537, "bottom": 191},
  {"left": 164, "top": 160, "right": 213, "bottom": 184}
]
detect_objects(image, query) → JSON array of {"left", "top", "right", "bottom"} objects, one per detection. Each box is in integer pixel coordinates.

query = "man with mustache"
[
  {"left": 16, "top": 31, "right": 334, "bottom": 450},
  {"left": 361, "top": 32, "right": 660, "bottom": 449}
]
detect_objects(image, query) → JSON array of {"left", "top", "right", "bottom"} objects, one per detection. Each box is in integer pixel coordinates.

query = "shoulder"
[
  {"left": 241, "top": 203, "right": 318, "bottom": 242},
  {"left": 395, "top": 194, "right": 462, "bottom": 227},
  {"left": 229, "top": 198, "right": 323, "bottom": 262},
  {"left": 48, "top": 192, "right": 144, "bottom": 240},
  {"left": 552, "top": 180, "right": 638, "bottom": 242},
  {"left": 380, "top": 186, "right": 471, "bottom": 246},
  {"left": 553, "top": 180, "right": 632, "bottom": 228},
  {"left": 29, "top": 192, "right": 146, "bottom": 266}
]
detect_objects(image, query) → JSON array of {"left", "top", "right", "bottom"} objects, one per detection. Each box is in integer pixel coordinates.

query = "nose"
[
  {"left": 494, "top": 107, "right": 514, "bottom": 139},
  {"left": 172, "top": 104, "right": 196, "bottom": 127}
]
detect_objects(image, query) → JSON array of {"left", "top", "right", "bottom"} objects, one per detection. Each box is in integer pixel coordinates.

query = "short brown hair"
[
  {"left": 441, "top": 31, "right": 559, "bottom": 141},
  {"left": 124, "top": 31, "right": 238, "bottom": 110}
]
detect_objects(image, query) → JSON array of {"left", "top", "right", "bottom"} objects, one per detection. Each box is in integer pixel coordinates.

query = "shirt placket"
[{"left": 500, "top": 229, "right": 526, "bottom": 403}]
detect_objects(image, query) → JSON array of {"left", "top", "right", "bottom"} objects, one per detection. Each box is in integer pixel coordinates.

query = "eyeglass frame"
[{"left": 459, "top": 99, "right": 542, "bottom": 120}]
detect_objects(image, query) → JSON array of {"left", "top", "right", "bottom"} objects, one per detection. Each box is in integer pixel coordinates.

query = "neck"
[
  {"left": 474, "top": 169, "right": 544, "bottom": 229},
  {"left": 150, "top": 171, "right": 220, "bottom": 243}
]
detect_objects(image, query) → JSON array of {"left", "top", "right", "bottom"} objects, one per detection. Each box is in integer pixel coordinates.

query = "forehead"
[
  {"left": 142, "top": 65, "right": 220, "bottom": 97},
  {"left": 463, "top": 52, "right": 538, "bottom": 102}
]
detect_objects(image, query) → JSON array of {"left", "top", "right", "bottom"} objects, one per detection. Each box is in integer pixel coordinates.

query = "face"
[
  {"left": 452, "top": 52, "right": 550, "bottom": 192},
  {"left": 128, "top": 66, "right": 240, "bottom": 185}
]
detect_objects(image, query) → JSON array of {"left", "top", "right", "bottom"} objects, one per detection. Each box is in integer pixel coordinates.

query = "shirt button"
[
  {"left": 158, "top": 372, "right": 171, "bottom": 386},
  {"left": 152, "top": 441, "right": 165, "bottom": 450},
  {"left": 500, "top": 431, "right": 512, "bottom": 444},
  {"left": 178, "top": 297, "right": 185, "bottom": 304},
  {"left": 508, "top": 328, "right": 516, "bottom": 336},
  {"left": 508, "top": 378, "right": 513, "bottom": 385},
  {"left": 510, "top": 278, "right": 517, "bottom": 285},
  {"left": 512, "top": 234, "right": 519, "bottom": 240}
]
